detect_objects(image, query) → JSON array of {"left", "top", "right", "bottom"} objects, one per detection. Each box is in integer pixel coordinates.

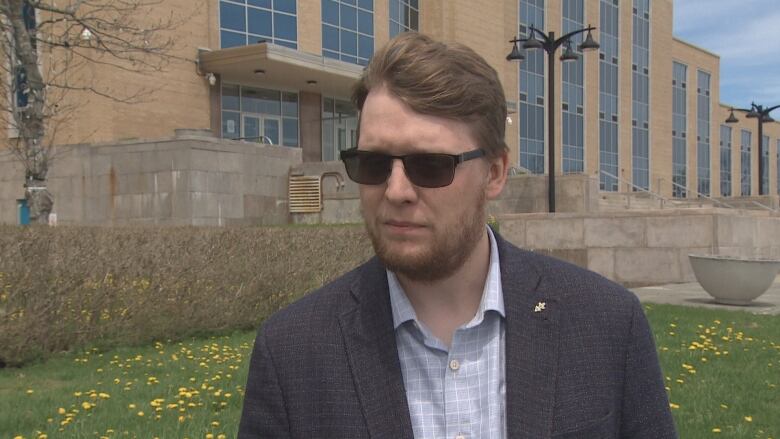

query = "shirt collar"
[{"left": 387, "top": 225, "right": 505, "bottom": 330}]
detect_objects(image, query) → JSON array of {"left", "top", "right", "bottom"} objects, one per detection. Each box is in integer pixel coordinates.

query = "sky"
[{"left": 673, "top": 0, "right": 780, "bottom": 112}]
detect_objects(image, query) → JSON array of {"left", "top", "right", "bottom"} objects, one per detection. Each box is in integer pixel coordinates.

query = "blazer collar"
[
  {"left": 496, "top": 233, "right": 561, "bottom": 439},
  {"left": 338, "top": 256, "right": 415, "bottom": 439}
]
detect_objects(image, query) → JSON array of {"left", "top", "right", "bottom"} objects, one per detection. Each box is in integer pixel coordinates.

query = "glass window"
[
  {"left": 221, "top": 84, "right": 299, "bottom": 147},
  {"left": 519, "top": 0, "right": 546, "bottom": 175},
  {"left": 274, "top": 12, "right": 297, "bottom": 41},
  {"left": 389, "top": 0, "right": 419, "bottom": 37},
  {"left": 562, "top": 0, "right": 585, "bottom": 175},
  {"left": 599, "top": 0, "right": 619, "bottom": 190},
  {"left": 274, "top": 0, "right": 296, "bottom": 14},
  {"left": 323, "top": 0, "right": 374, "bottom": 65},
  {"left": 221, "top": 2, "right": 246, "bottom": 31},
  {"left": 247, "top": 8, "right": 272, "bottom": 36},
  {"left": 220, "top": 0, "right": 298, "bottom": 49},
  {"left": 322, "top": 98, "right": 357, "bottom": 160}
]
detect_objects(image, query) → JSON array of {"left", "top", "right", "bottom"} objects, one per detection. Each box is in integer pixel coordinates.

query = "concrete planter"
[{"left": 688, "top": 254, "right": 780, "bottom": 305}]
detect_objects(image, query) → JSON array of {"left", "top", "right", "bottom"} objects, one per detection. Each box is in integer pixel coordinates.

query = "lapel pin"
[{"left": 534, "top": 302, "right": 546, "bottom": 313}]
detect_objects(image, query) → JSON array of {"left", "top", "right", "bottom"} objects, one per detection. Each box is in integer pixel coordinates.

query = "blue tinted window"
[
  {"left": 274, "top": 12, "right": 297, "bottom": 41},
  {"left": 341, "top": 5, "right": 357, "bottom": 28},
  {"left": 323, "top": 0, "right": 374, "bottom": 64},
  {"left": 248, "top": 0, "right": 271, "bottom": 7},
  {"left": 220, "top": 0, "right": 297, "bottom": 49},
  {"left": 341, "top": 29, "right": 357, "bottom": 55},
  {"left": 323, "top": 0, "right": 339, "bottom": 24},
  {"left": 221, "top": 2, "right": 246, "bottom": 31},
  {"left": 248, "top": 8, "right": 272, "bottom": 36},
  {"left": 283, "top": 118, "right": 299, "bottom": 146},
  {"left": 222, "top": 84, "right": 241, "bottom": 111},
  {"left": 221, "top": 30, "right": 246, "bottom": 48},
  {"left": 274, "top": 0, "right": 296, "bottom": 14},
  {"left": 358, "top": 35, "right": 373, "bottom": 59},
  {"left": 323, "top": 24, "right": 339, "bottom": 51},
  {"left": 358, "top": 10, "right": 373, "bottom": 34}
]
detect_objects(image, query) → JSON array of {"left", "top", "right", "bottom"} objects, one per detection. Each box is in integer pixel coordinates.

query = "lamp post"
[
  {"left": 507, "top": 25, "right": 599, "bottom": 212},
  {"left": 725, "top": 102, "right": 780, "bottom": 195}
]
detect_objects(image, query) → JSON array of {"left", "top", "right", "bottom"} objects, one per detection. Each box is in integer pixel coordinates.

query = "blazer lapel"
[
  {"left": 338, "top": 257, "right": 414, "bottom": 439},
  {"left": 497, "top": 235, "right": 561, "bottom": 439}
]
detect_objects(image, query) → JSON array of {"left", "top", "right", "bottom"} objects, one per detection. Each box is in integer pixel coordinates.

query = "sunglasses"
[{"left": 340, "top": 148, "right": 485, "bottom": 188}]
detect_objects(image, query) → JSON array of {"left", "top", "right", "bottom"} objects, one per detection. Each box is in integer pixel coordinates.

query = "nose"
[{"left": 384, "top": 158, "right": 418, "bottom": 204}]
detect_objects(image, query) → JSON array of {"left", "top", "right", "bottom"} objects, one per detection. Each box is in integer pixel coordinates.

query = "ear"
[{"left": 484, "top": 150, "right": 509, "bottom": 200}]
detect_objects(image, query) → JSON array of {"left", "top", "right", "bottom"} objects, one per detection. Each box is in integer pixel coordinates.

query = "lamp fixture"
[
  {"left": 578, "top": 27, "right": 600, "bottom": 51},
  {"left": 725, "top": 108, "right": 738, "bottom": 124},
  {"left": 560, "top": 40, "right": 579, "bottom": 61}
]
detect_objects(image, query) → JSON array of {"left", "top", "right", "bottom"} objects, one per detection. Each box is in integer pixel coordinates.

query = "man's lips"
[{"left": 385, "top": 220, "right": 424, "bottom": 228}]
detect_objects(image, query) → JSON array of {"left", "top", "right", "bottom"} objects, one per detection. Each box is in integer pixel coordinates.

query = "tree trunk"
[{"left": 25, "top": 180, "right": 53, "bottom": 224}]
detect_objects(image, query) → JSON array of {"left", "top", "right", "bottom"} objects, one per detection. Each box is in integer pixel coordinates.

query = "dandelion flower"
[
  {"left": 712, "top": 428, "right": 721, "bottom": 433},
  {"left": 669, "top": 403, "right": 680, "bottom": 409},
  {"left": 744, "top": 416, "right": 753, "bottom": 422}
]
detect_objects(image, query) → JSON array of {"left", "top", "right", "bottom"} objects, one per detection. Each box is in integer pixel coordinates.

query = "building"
[{"left": 2, "top": 0, "right": 779, "bottom": 225}]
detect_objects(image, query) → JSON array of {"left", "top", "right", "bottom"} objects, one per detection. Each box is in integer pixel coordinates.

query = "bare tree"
[{"left": 0, "top": 0, "right": 184, "bottom": 223}]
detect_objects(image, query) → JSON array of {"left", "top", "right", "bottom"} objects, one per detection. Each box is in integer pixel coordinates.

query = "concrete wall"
[
  {"left": 499, "top": 209, "right": 780, "bottom": 287},
  {"left": 0, "top": 131, "right": 301, "bottom": 225}
]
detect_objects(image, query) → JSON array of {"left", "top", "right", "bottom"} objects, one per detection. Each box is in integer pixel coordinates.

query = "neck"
[{"left": 396, "top": 229, "right": 491, "bottom": 347}]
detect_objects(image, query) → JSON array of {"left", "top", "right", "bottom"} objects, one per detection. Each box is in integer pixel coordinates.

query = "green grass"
[
  {"left": 644, "top": 304, "right": 779, "bottom": 439},
  {"left": 0, "top": 331, "right": 256, "bottom": 439},
  {"left": 1, "top": 305, "right": 778, "bottom": 439}
]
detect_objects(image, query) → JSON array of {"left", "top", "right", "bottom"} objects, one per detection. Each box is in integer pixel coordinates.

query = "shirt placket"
[{"left": 444, "top": 328, "right": 468, "bottom": 439}]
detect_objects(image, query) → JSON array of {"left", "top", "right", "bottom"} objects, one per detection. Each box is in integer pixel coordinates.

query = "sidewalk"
[{"left": 631, "top": 275, "right": 780, "bottom": 316}]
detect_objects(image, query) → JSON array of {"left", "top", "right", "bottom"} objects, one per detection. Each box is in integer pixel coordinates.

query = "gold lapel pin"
[{"left": 534, "top": 302, "right": 546, "bottom": 313}]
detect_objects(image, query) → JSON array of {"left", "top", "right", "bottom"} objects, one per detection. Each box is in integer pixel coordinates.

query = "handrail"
[
  {"left": 599, "top": 170, "right": 671, "bottom": 207},
  {"left": 657, "top": 177, "right": 736, "bottom": 209},
  {"left": 508, "top": 165, "right": 532, "bottom": 176},
  {"left": 749, "top": 200, "right": 776, "bottom": 212}
]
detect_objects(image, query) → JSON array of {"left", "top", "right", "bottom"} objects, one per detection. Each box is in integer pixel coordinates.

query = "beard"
[{"left": 363, "top": 192, "right": 487, "bottom": 283}]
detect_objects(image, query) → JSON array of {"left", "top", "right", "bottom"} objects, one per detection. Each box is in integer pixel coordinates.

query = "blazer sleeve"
[
  {"left": 620, "top": 298, "right": 678, "bottom": 438},
  {"left": 238, "top": 325, "right": 292, "bottom": 439}
]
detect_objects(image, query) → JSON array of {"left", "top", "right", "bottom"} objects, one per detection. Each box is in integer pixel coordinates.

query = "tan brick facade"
[{"left": 5, "top": 0, "right": 779, "bottom": 199}]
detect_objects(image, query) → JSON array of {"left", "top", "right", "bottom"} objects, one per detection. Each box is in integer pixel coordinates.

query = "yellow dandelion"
[
  {"left": 211, "top": 421, "right": 220, "bottom": 427},
  {"left": 744, "top": 416, "right": 753, "bottom": 422},
  {"left": 178, "top": 415, "right": 186, "bottom": 423},
  {"left": 99, "top": 393, "right": 110, "bottom": 399},
  {"left": 37, "top": 434, "right": 47, "bottom": 439},
  {"left": 128, "top": 403, "right": 136, "bottom": 409},
  {"left": 82, "top": 402, "right": 92, "bottom": 410},
  {"left": 206, "top": 434, "right": 214, "bottom": 439},
  {"left": 720, "top": 404, "right": 728, "bottom": 409},
  {"left": 712, "top": 428, "right": 721, "bottom": 433},
  {"left": 25, "top": 389, "right": 34, "bottom": 395},
  {"left": 137, "top": 411, "right": 145, "bottom": 417},
  {"left": 57, "top": 407, "right": 66, "bottom": 415},
  {"left": 669, "top": 403, "right": 680, "bottom": 409},
  {"left": 218, "top": 435, "right": 226, "bottom": 439}
]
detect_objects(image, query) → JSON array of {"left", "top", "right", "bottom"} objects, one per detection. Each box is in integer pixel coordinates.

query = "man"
[{"left": 239, "top": 32, "right": 676, "bottom": 439}]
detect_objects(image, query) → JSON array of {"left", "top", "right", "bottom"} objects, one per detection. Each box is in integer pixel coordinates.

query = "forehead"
[{"left": 358, "top": 87, "right": 475, "bottom": 153}]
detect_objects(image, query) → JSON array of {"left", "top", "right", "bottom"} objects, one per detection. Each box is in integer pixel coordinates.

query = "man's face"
[{"left": 357, "top": 86, "right": 507, "bottom": 282}]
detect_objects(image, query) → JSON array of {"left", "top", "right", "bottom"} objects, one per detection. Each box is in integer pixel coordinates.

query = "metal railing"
[
  {"left": 599, "top": 170, "right": 671, "bottom": 209},
  {"left": 657, "top": 177, "right": 736, "bottom": 209}
]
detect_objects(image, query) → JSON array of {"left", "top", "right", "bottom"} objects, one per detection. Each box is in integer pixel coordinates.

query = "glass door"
[
  {"left": 242, "top": 115, "right": 260, "bottom": 142},
  {"left": 263, "top": 116, "right": 280, "bottom": 145}
]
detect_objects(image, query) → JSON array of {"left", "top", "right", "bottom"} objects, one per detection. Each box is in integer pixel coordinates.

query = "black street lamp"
[
  {"left": 507, "top": 25, "right": 599, "bottom": 212},
  {"left": 725, "top": 102, "right": 780, "bottom": 195}
]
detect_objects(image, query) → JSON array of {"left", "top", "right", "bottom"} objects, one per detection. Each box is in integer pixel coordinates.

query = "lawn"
[{"left": 1, "top": 304, "right": 778, "bottom": 439}]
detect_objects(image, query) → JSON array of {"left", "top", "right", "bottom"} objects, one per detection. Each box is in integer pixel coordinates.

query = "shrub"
[{"left": 0, "top": 225, "right": 373, "bottom": 366}]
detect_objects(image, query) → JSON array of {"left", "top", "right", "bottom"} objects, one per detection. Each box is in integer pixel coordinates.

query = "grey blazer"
[{"left": 238, "top": 233, "right": 677, "bottom": 438}]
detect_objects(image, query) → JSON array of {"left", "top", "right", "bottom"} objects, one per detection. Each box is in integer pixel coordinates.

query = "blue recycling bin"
[{"left": 17, "top": 199, "right": 30, "bottom": 225}]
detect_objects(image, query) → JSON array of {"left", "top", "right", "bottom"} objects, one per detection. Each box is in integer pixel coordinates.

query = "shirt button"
[{"left": 449, "top": 359, "right": 460, "bottom": 371}]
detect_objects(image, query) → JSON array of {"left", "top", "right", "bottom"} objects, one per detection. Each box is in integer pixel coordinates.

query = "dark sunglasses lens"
[
  {"left": 404, "top": 154, "right": 456, "bottom": 188},
  {"left": 344, "top": 152, "right": 392, "bottom": 185}
]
